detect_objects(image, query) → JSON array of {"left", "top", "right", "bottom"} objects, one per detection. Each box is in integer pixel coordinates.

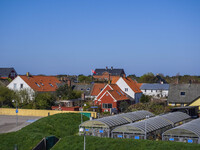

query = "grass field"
[{"left": 0, "top": 113, "right": 200, "bottom": 150}]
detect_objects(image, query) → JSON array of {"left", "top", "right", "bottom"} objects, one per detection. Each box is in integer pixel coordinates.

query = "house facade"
[
  {"left": 140, "top": 83, "right": 169, "bottom": 98},
  {"left": 0, "top": 67, "right": 17, "bottom": 80},
  {"left": 167, "top": 84, "right": 200, "bottom": 107},
  {"left": 7, "top": 75, "right": 61, "bottom": 100},
  {"left": 94, "top": 84, "right": 130, "bottom": 112},
  {"left": 114, "top": 77, "right": 142, "bottom": 104}
]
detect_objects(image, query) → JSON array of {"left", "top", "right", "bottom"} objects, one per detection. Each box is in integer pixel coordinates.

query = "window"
[
  {"left": 13, "top": 83, "right": 17, "bottom": 89},
  {"left": 87, "top": 88, "right": 90, "bottom": 91},
  {"left": 103, "top": 103, "right": 112, "bottom": 108},
  {"left": 35, "top": 82, "right": 40, "bottom": 87},
  {"left": 145, "top": 89, "right": 146, "bottom": 92},
  {"left": 81, "top": 88, "right": 83, "bottom": 91},
  {"left": 49, "top": 83, "right": 53, "bottom": 87},
  {"left": 20, "top": 84, "right": 23, "bottom": 89},
  {"left": 180, "top": 92, "right": 185, "bottom": 96},
  {"left": 120, "top": 90, "right": 125, "bottom": 95},
  {"left": 116, "top": 90, "right": 121, "bottom": 96},
  {"left": 125, "top": 88, "right": 128, "bottom": 92},
  {"left": 40, "top": 82, "right": 44, "bottom": 86},
  {"left": 151, "top": 90, "right": 153, "bottom": 92}
]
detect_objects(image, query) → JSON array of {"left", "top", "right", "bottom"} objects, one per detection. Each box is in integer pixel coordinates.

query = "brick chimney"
[
  {"left": 67, "top": 80, "right": 71, "bottom": 87},
  {"left": 81, "top": 93, "right": 85, "bottom": 100}
]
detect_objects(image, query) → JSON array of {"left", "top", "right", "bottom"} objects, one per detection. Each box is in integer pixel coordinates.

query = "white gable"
[
  {"left": 7, "top": 76, "right": 35, "bottom": 100},
  {"left": 116, "top": 77, "right": 135, "bottom": 99}
]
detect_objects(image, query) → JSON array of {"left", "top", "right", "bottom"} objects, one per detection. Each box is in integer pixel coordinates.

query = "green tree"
[
  {"left": 56, "top": 84, "right": 81, "bottom": 100},
  {"left": 34, "top": 92, "right": 55, "bottom": 109},
  {"left": 0, "top": 87, "right": 16, "bottom": 107},
  {"left": 139, "top": 72, "right": 158, "bottom": 83},
  {"left": 140, "top": 94, "right": 151, "bottom": 103},
  {"left": 78, "top": 75, "right": 92, "bottom": 83},
  {"left": 119, "top": 101, "right": 129, "bottom": 112}
]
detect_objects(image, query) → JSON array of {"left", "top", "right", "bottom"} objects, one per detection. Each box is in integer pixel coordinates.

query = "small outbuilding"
[
  {"left": 79, "top": 110, "right": 154, "bottom": 137},
  {"left": 111, "top": 112, "right": 191, "bottom": 140},
  {"left": 162, "top": 118, "right": 200, "bottom": 144}
]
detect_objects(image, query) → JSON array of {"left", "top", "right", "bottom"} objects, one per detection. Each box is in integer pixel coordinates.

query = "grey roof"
[
  {"left": 112, "top": 112, "right": 190, "bottom": 134},
  {"left": 80, "top": 110, "right": 154, "bottom": 128},
  {"left": 140, "top": 83, "right": 169, "bottom": 90},
  {"left": 160, "top": 112, "right": 191, "bottom": 124},
  {"left": 0, "top": 68, "right": 17, "bottom": 77},
  {"left": 163, "top": 118, "right": 200, "bottom": 137},
  {"left": 94, "top": 68, "right": 125, "bottom": 76},
  {"left": 72, "top": 84, "right": 93, "bottom": 96},
  {"left": 118, "top": 110, "right": 154, "bottom": 122},
  {"left": 168, "top": 84, "right": 200, "bottom": 104}
]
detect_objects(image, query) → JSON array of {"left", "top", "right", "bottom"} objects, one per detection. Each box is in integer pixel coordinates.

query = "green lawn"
[{"left": 0, "top": 113, "right": 200, "bottom": 150}]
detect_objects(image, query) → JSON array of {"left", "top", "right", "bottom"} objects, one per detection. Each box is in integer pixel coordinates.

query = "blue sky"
[{"left": 0, "top": 0, "right": 200, "bottom": 76}]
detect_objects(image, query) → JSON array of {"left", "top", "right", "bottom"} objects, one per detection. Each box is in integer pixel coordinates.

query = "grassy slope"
[
  {"left": 1, "top": 113, "right": 200, "bottom": 150},
  {"left": 0, "top": 113, "right": 88, "bottom": 150}
]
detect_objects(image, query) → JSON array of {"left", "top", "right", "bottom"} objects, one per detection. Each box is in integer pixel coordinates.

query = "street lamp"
[
  {"left": 144, "top": 115, "right": 149, "bottom": 140},
  {"left": 12, "top": 100, "right": 18, "bottom": 126},
  {"left": 79, "top": 127, "right": 86, "bottom": 150}
]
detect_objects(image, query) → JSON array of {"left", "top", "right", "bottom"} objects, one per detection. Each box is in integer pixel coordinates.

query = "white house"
[
  {"left": 140, "top": 83, "right": 169, "bottom": 98},
  {"left": 113, "top": 77, "right": 142, "bottom": 103},
  {"left": 7, "top": 74, "right": 61, "bottom": 100}
]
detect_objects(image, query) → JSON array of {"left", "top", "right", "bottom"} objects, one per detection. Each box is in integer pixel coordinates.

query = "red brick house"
[
  {"left": 93, "top": 67, "right": 126, "bottom": 81},
  {"left": 94, "top": 84, "right": 130, "bottom": 112}
]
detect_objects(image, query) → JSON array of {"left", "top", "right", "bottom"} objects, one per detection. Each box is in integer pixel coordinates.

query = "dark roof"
[
  {"left": 140, "top": 83, "right": 169, "bottom": 90},
  {"left": 0, "top": 68, "right": 17, "bottom": 77},
  {"left": 94, "top": 68, "right": 125, "bottom": 76},
  {"left": 168, "top": 84, "right": 200, "bottom": 104},
  {"left": 72, "top": 84, "right": 93, "bottom": 96}
]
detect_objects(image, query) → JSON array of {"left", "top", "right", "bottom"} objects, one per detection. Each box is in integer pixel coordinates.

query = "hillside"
[{"left": 0, "top": 113, "right": 200, "bottom": 150}]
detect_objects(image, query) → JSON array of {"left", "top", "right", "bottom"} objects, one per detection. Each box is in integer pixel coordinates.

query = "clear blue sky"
[{"left": 0, "top": 0, "right": 200, "bottom": 76}]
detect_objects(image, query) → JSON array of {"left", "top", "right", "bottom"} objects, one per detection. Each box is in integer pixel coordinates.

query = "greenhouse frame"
[
  {"left": 79, "top": 110, "right": 154, "bottom": 137},
  {"left": 162, "top": 118, "right": 200, "bottom": 144},
  {"left": 111, "top": 112, "right": 191, "bottom": 140}
]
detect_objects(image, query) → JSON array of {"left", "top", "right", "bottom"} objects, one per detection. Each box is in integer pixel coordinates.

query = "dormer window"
[
  {"left": 87, "top": 88, "right": 90, "bottom": 91},
  {"left": 49, "top": 83, "right": 53, "bottom": 87},
  {"left": 125, "top": 88, "right": 128, "bottom": 92},
  {"left": 35, "top": 82, "right": 40, "bottom": 87}
]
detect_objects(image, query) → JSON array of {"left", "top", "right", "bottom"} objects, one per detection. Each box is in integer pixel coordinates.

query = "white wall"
[
  {"left": 141, "top": 89, "right": 168, "bottom": 98},
  {"left": 116, "top": 77, "right": 135, "bottom": 99},
  {"left": 7, "top": 76, "right": 35, "bottom": 100}
]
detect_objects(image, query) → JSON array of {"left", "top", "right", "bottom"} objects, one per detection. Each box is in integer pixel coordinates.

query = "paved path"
[{"left": 0, "top": 115, "right": 42, "bottom": 134}]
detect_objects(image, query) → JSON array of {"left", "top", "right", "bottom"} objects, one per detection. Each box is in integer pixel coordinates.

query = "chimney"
[
  {"left": 26, "top": 72, "right": 30, "bottom": 77},
  {"left": 81, "top": 93, "right": 85, "bottom": 100},
  {"left": 67, "top": 80, "right": 71, "bottom": 87}
]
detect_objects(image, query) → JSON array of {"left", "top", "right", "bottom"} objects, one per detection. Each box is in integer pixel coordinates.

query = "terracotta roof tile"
[
  {"left": 20, "top": 75, "right": 61, "bottom": 92},
  {"left": 90, "top": 83, "right": 106, "bottom": 96},
  {"left": 111, "top": 76, "right": 120, "bottom": 84},
  {"left": 122, "top": 77, "right": 142, "bottom": 93},
  {"left": 108, "top": 84, "right": 129, "bottom": 101}
]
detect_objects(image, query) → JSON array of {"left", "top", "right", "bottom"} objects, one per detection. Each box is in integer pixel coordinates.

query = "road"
[{"left": 0, "top": 115, "right": 42, "bottom": 134}]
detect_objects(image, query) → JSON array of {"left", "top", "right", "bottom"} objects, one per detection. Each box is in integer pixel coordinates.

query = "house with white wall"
[
  {"left": 7, "top": 74, "right": 61, "bottom": 100},
  {"left": 140, "top": 83, "right": 169, "bottom": 98},
  {"left": 113, "top": 77, "right": 142, "bottom": 103}
]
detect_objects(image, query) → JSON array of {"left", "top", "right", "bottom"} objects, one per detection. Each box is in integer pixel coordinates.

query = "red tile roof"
[
  {"left": 108, "top": 84, "right": 129, "bottom": 101},
  {"left": 122, "top": 77, "right": 142, "bottom": 93},
  {"left": 20, "top": 75, "right": 61, "bottom": 92},
  {"left": 111, "top": 76, "right": 120, "bottom": 84},
  {"left": 90, "top": 83, "right": 106, "bottom": 96}
]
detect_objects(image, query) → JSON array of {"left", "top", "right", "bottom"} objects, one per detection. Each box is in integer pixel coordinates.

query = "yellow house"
[{"left": 188, "top": 96, "right": 200, "bottom": 110}]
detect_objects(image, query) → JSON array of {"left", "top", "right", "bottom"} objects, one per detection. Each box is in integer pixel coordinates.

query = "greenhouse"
[
  {"left": 162, "top": 118, "right": 200, "bottom": 144},
  {"left": 111, "top": 112, "right": 191, "bottom": 140},
  {"left": 79, "top": 110, "right": 154, "bottom": 137}
]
